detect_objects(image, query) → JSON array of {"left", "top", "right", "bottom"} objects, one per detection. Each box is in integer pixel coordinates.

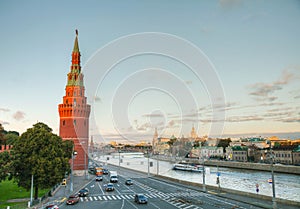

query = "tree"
[
  {"left": 0, "top": 151, "right": 12, "bottom": 182},
  {"left": 217, "top": 138, "right": 232, "bottom": 152},
  {"left": 11, "top": 122, "right": 73, "bottom": 199},
  {"left": 5, "top": 132, "right": 19, "bottom": 145},
  {"left": 0, "top": 123, "right": 5, "bottom": 146}
]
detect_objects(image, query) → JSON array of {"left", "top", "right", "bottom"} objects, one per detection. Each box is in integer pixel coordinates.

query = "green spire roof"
[{"left": 73, "top": 29, "right": 79, "bottom": 52}]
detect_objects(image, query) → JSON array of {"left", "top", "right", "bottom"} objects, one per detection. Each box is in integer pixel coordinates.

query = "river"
[{"left": 94, "top": 154, "right": 300, "bottom": 202}]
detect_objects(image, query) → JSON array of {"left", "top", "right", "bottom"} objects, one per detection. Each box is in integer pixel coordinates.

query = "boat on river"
[{"left": 172, "top": 163, "right": 202, "bottom": 172}]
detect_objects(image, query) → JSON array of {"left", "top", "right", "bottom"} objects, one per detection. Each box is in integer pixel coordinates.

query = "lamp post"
[
  {"left": 267, "top": 140, "right": 277, "bottom": 209},
  {"left": 147, "top": 148, "right": 150, "bottom": 177},
  {"left": 30, "top": 174, "right": 33, "bottom": 206},
  {"left": 202, "top": 155, "right": 206, "bottom": 192},
  {"left": 70, "top": 151, "right": 77, "bottom": 192},
  {"left": 118, "top": 148, "right": 121, "bottom": 171}
]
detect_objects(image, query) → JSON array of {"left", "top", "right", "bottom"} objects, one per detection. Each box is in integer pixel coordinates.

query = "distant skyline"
[{"left": 0, "top": 0, "right": 299, "bottom": 143}]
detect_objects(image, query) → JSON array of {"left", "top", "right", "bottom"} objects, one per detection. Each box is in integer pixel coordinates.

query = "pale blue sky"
[{"left": 0, "top": 0, "right": 299, "bottom": 142}]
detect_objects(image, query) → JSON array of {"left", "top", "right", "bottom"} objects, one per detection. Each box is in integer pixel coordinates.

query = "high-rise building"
[{"left": 58, "top": 30, "right": 90, "bottom": 171}]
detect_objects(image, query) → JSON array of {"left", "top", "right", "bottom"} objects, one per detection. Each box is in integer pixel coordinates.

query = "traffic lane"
[
  {"left": 137, "top": 177, "right": 189, "bottom": 194},
  {"left": 59, "top": 197, "right": 185, "bottom": 209},
  {"left": 132, "top": 177, "right": 264, "bottom": 209},
  {"left": 98, "top": 174, "right": 149, "bottom": 195}
]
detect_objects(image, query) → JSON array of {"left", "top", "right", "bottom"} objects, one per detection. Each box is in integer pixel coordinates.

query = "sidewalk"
[
  {"left": 151, "top": 175, "right": 300, "bottom": 209},
  {"left": 37, "top": 174, "right": 91, "bottom": 208}
]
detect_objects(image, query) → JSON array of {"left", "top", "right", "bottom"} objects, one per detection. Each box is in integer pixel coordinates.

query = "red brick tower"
[{"left": 58, "top": 30, "right": 90, "bottom": 171}]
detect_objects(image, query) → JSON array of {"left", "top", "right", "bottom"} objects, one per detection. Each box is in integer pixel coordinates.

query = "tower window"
[
  {"left": 74, "top": 120, "right": 76, "bottom": 126},
  {"left": 74, "top": 99, "right": 77, "bottom": 106},
  {"left": 74, "top": 91, "right": 76, "bottom": 96},
  {"left": 62, "top": 120, "right": 65, "bottom": 126}
]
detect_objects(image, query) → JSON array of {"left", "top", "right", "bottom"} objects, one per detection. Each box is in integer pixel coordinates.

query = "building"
[
  {"left": 58, "top": 30, "right": 91, "bottom": 172},
  {"left": 230, "top": 137, "right": 268, "bottom": 149},
  {"left": 272, "top": 145, "right": 297, "bottom": 165},
  {"left": 226, "top": 146, "right": 248, "bottom": 162},
  {"left": 0, "top": 145, "right": 12, "bottom": 153},
  {"left": 190, "top": 146, "right": 223, "bottom": 159},
  {"left": 292, "top": 145, "right": 300, "bottom": 165}
]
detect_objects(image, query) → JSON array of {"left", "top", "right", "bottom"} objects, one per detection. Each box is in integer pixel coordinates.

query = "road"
[{"left": 58, "top": 165, "right": 266, "bottom": 209}]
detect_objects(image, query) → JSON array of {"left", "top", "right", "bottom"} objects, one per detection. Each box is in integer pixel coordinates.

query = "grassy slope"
[{"left": 0, "top": 180, "right": 49, "bottom": 208}]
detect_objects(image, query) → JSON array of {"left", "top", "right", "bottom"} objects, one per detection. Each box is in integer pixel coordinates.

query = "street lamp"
[
  {"left": 118, "top": 147, "right": 122, "bottom": 171},
  {"left": 267, "top": 140, "right": 277, "bottom": 209},
  {"left": 70, "top": 151, "right": 77, "bottom": 192},
  {"left": 198, "top": 147, "right": 206, "bottom": 192},
  {"left": 202, "top": 155, "right": 206, "bottom": 192}
]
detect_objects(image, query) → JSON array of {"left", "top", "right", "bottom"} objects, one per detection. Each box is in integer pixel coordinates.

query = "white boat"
[{"left": 172, "top": 163, "right": 202, "bottom": 172}]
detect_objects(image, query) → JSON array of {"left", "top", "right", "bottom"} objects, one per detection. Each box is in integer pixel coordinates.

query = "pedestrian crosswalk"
[
  {"left": 80, "top": 191, "right": 203, "bottom": 202},
  {"left": 80, "top": 192, "right": 203, "bottom": 209}
]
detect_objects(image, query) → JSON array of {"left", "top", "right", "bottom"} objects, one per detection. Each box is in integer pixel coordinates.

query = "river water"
[{"left": 94, "top": 155, "right": 300, "bottom": 202}]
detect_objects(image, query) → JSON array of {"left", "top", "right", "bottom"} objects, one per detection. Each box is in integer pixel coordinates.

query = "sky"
[{"left": 0, "top": 0, "right": 300, "bottom": 143}]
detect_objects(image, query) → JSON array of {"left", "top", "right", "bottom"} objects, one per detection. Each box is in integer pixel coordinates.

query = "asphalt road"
[{"left": 57, "top": 165, "right": 267, "bottom": 209}]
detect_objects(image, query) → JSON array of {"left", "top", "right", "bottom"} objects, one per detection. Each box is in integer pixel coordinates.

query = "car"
[
  {"left": 105, "top": 183, "right": 115, "bottom": 191},
  {"left": 134, "top": 194, "right": 148, "bottom": 204},
  {"left": 66, "top": 194, "right": 80, "bottom": 205},
  {"left": 103, "top": 168, "right": 109, "bottom": 174},
  {"left": 110, "top": 176, "right": 118, "bottom": 183},
  {"left": 125, "top": 179, "right": 133, "bottom": 185},
  {"left": 95, "top": 175, "right": 103, "bottom": 181},
  {"left": 45, "top": 205, "right": 59, "bottom": 209},
  {"left": 78, "top": 188, "right": 89, "bottom": 197}
]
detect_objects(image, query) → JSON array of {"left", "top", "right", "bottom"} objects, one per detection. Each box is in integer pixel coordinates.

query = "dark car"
[
  {"left": 45, "top": 205, "right": 59, "bottom": 209},
  {"left": 105, "top": 183, "right": 114, "bottom": 191},
  {"left": 125, "top": 179, "right": 133, "bottom": 185},
  {"left": 78, "top": 188, "right": 89, "bottom": 197},
  {"left": 103, "top": 168, "right": 109, "bottom": 174},
  {"left": 95, "top": 175, "right": 103, "bottom": 181},
  {"left": 134, "top": 194, "right": 148, "bottom": 204},
  {"left": 66, "top": 194, "right": 80, "bottom": 205}
]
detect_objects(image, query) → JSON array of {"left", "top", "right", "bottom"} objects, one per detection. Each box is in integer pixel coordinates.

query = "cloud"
[
  {"left": 0, "top": 108, "right": 10, "bottom": 112},
  {"left": 142, "top": 113, "right": 164, "bottom": 118},
  {"left": 168, "top": 120, "right": 176, "bottom": 127},
  {"left": 219, "top": 0, "right": 242, "bottom": 9},
  {"left": 136, "top": 122, "right": 152, "bottom": 131},
  {"left": 0, "top": 120, "right": 10, "bottom": 125},
  {"left": 226, "top": 115, "right": 264, "bottom": 122},
  {"left": 185, "top": 80, "right": 193, "bottom": 85},
  {"left": 94, "top": 96, "right": 102, "bottom": 103},
  {"left": 13, "top": 111, "right": 25, "bottom": 121},
  {"left": 249, "top": 70, "right": 295, "bottom": 102},
  {"left": 279, "top": 118, "right": 300, "bottom": 123}
]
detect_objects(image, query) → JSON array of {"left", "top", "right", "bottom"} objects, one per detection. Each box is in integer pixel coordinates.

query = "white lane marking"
[
  {"left": 97, "top": 181, "right": 104, "bottom": 195},
  {"left": 150, "top": 202, "right": 162, "bottom": 209}
]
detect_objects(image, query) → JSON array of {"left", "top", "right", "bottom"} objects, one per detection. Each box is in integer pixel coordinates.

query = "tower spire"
[
  {"left": 68, "top": 29, "right": 83, "bottom": 86},
  {"left": 73, "top": 29, "right": 79, "bottom": 52}
]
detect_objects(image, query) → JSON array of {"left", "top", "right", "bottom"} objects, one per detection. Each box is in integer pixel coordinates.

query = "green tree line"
[{"left": 0, "top": 122, "right": 73, "bottom": 199}]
